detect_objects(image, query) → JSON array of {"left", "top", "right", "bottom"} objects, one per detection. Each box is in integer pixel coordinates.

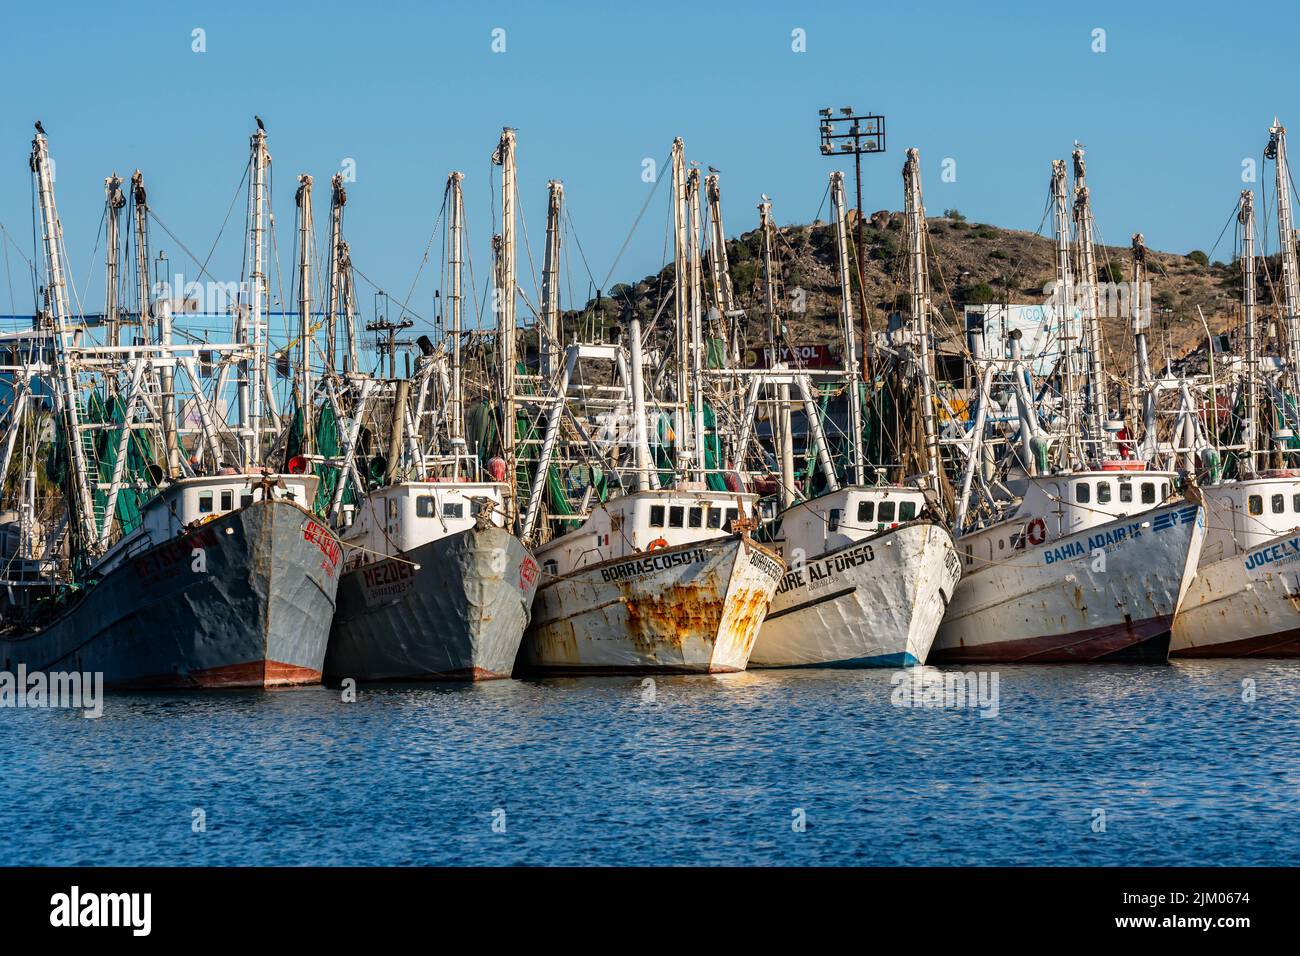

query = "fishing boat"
[
  {"left": 743, "top": 169, "right": 960, "bottom": 667},
  {"left": 521, "top": 487, "right": 783, "bottom": 673},
  {"left": 297, "top": 166, "right": 539, "bottom": 682},
  {"left": 0, "top": 123, "right": 341, "bottom": 688},
  {"left": 932, "top": 468, "right": 1204, "bottom": 662},
  {"left": 753, "top": 486, "right": 960, "bottom": 667},
  {"left": 930, "top": 148, "right": 1205, "bottom": 663},
  {"left": 1171, "top": 123, "right": 1300, "bottom": 658}
]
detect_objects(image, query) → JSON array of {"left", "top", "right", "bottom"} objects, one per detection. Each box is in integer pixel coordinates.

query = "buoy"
[
  {"left": 486, "top": 457, "right": 508, "bottom": 482},
  {"left": 1026, "top": 517, "right": 1047, "bottom": 546},
  {"left": 648, "top": 537, "right": 669, "bottom": 551}
]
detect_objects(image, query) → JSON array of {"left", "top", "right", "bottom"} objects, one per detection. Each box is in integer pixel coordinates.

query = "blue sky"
[{"left": 1, "top": 0, "right": 1297, "bottom": 338}]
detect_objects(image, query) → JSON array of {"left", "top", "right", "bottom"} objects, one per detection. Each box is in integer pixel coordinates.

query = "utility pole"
[
  {"left": 366, "top": 313, "right": 413, "bottom": 380},
  {"left": 819, "top": 107, "right": 885, "bottom": 389},
  {"left": 830, "top": 170, "right": 866, "bottom": 485}
]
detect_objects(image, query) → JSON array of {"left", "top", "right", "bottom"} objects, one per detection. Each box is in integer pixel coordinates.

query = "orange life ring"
[
  {"left": 648, "top": 537, "right": 669, "bottom": 551},
  {"left": 1026, "top": 517, "right": 1047, "bottom": 547}
]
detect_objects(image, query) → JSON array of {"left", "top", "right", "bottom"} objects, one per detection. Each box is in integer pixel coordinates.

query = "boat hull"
[
  {"left": 324, "top": 525, "right": 539, "bottom": 681},
  {"left": 0, "top": 499, "right": 341, "bottom": 689},
  {"left": 519, "top": 535, "right": 784, "bottom": 674},
  {"left": 1171, "top": 532, "right": 1300, "bottom": 658},
  {"left": 930, "top": 501, "right": 1205, "bottom": 664},
  {"left": 750, "top": 521, "right": 961, "bottom": 668}
]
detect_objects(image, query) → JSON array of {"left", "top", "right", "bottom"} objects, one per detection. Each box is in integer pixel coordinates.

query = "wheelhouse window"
[
  {"left": 198, "top": 491, "right": 213, "bottom": 514},
  {"left": 1273, "top": 494, "right": 1286, "bottom": 515},
  {"left": 878, "top": 501, "right": 896, "bottom": 523},
  {"left": 1076, "top": 483, "right": 1091, "bottom": 503},
  {"left": 668, "top": 506, "right": 685, "bottom": 528},
  {"left": 416, "top": 496, "right": 436, "bottom": 518},
  {"left": 649, "top": 505, "right": 665, "bottom": 528},
  {"left": 1119, "top": 483, "right": 1132, "bottom": 503},
  {"left": 688, "top": 507, "right": 703, "bottom": 529},
  {"left": 443, "top": 502, "right": 465, "bottom": 519},
  {"left": 1293, "top": 494, "right": 1300, "bottom": 512},
  {"left": 221, "top": 490, "right": 234, "bottom": 511},
  {"left": 858, "top": 500, "right": 875, "bottom": 523},
  {"left": 1097, "top": 483, "right": 1112, "bottom": 504},
  {"left": 725, "top": 508, "right": 738, "bottom": 530},
  {"left": 705, "top": 507, "right": 721, "bottom": 529},
  {"left": 828, "top": 508, "right": 841, "bottom": 532},
  {"left": 899, "top": 501, "right": 918, "bottom": 522},
  {"left": 1248, "top": 495, "right": 1263, "bottom": 516},
  {"left": 1141, "top": 482, "right": 1155, "bottom": 504}
]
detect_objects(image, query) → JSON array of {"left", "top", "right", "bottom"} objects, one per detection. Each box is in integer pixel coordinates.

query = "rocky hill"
[{"left": 576, "top": 211, "right": 1257, "bottom": 376}]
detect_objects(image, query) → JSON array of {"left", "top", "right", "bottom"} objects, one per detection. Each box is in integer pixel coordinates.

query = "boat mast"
[
  {"left": 902, "top": 148, "right": 941, "bottom": 496},
  {"left": 1268, "top": 120, "right": 1300, "bottom": 417},
  {"left": 1050, "top": 159, "right": 1080, "bottom": 466},
  {"left": 540, "top": 179, "right": 563, "bottom": 383},
  {"left": 324, "top": 174, "right": 348, "bottom": 375},
  {"left": 492, "top": 128, "right": 518, "bottom": 499},
  {"left": 704, "top": 173, "right": 739, "bottom": 366},
  {"left": 831, "top": 170, "right": 866, "bottom": 485},
  {"left": 30, "top": 128, "right": 99, "bottom": 556},
  {"left": 295, "top": 174, "right": 315, "bottom": 454},
  {"left": 759, "top": 199, "right": 795, "bottom": 507},
  {"left": 130, "top": 171, "right": 151, "bottom": 342},
  {"left": 1130, "top": 233, "right": 1154, "bottom": 459},
  {"left": 670, "top": 138, "right": 692, "bottom": 474},
  {"left": 687, "top": 168, "right": 706, "bottom": 478},
  {"left": 447, "top": 171, "right": 466, "bottom": 447},
  {"left": 1072, "top": 147, "right": 1108, "bottom": 455},
  {"left": 104, "top": 174, "right": 125, "bottom": 350},
  {"left": 1240, "top": 189, "right": 1259, "bottom": 475},
  {"left": 241, "top": 124, "right": 271, "bottom": 469}
]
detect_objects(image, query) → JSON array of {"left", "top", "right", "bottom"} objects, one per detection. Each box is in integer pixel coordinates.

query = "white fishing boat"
[
  {"left": 933, "top": 467, "right": 1205, "bottom": 662},
  {"left": 934, "top": 149, "right": 1205, "bottom": 663},
  {"left": 520, "top": 487, "right": 783, "bottom": 673},
  {"left": 1170, "top": 128, "right": 1300, "bottom": 658},
  {"left": 751, "top": 486, "right": 959, "bottom": 667}
]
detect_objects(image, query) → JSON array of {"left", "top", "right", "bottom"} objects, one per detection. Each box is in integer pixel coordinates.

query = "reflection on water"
[{"left": 1, "top": 661, "right": 1297, "bottom": 865}]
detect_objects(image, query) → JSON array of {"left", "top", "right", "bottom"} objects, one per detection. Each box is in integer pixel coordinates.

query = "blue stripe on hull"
[{"left": 759, "top": 651, "right": 922, "bottom": 670}]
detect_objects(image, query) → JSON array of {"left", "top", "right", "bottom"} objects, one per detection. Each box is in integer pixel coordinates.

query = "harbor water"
[{"left": 2, "top": 661, "right": 1298, "bottom": 866}]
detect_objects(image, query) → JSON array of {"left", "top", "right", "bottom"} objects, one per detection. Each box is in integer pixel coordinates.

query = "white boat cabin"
[
  {"left": 766, "top": 485, "right": 927, "bottom": 561},
  {"left": 534, "top": 488, "right": 756, "bottom": 578},
  {"left": 958, "top": 465, "right": 1178, "bottom": 571},
  {"left": 1200, "top": 472, "right": 1300, "bottom": 563},
  {"left": 340, "top": 480, "right": 510, "bottom": 566},
  {"left": 96, "top": 472, "right": 319, "bottom": 576}
]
